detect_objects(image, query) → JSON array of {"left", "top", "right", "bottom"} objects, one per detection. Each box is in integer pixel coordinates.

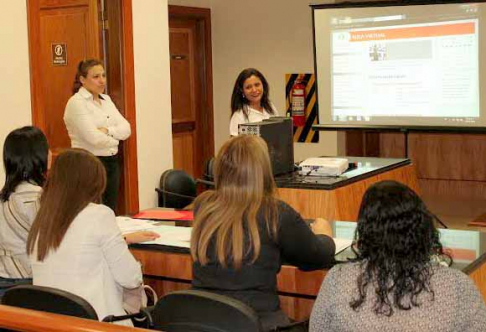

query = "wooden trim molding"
[
  {"left": 0, "top": 304, "right": 150, "bottom": 332},
  {"left": 26, "top": 0, "right": 43, "bottom": 127},
  {"left": 120, "top": 0, "right": 140, "bottom": 214}
]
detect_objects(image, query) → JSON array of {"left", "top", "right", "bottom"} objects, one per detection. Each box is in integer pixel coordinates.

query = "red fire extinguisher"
[{"left": 291, "top": 79, "right": 306, "bottom": 127}]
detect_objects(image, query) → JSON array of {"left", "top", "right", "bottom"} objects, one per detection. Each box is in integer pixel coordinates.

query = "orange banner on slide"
[{"left": 350, "top": 22, "right": 475, "bottom": 42}]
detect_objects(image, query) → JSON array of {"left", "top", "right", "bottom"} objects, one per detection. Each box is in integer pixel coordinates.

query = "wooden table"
[{"left": 131, "top": 222, "right": 486, "bottom": 321}]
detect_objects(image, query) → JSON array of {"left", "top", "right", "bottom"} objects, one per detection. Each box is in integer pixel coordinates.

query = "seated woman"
[
  {"left": 310, "top": 180, "right": 486, "bottom": 332},
  {"left": 27, "top": 149, "right": 157, "bottom": 326},
  {"left": 191, "top": 135, "right": 336, "bottom": 331},
  {"left": 229, "top": 68, "right": 278, "bottom": 136},
  {"left": 0, "top": 126, "right": 48, "bottom": 296}
]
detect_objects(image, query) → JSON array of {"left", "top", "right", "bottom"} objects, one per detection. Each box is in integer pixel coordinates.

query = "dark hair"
[
  {"left": 350, "top": 180, "right": 447, "bottom": 316},
  {"left": 27, "top": 148, "right": 106, "bottom": 261},
  {"left": 72, "top": 59, "right": 104, "bottom": 94},
  {"left": 0, "top": 126, "right": 48, "bottom": 201},
  {"left": 230, "top": 68, "right": 275, "bottom": 119}
]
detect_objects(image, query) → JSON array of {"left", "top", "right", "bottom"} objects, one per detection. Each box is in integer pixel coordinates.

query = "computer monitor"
[{"left": 238, "top": 117, "right": 294, "bottom": 175}]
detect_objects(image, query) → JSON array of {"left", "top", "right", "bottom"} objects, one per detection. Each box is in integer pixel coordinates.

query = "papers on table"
[
  {"left": 116, "top": 217, "right": 353, "bottom": 254},
  {"left": 142, "top": 225, "right": 192, "bottom": 248},
  {"left": 334, "top": 238, "right": 353, "bottom": 254},
  {"left": 116, "top": 217, "right": 160, "bottom": 233}
]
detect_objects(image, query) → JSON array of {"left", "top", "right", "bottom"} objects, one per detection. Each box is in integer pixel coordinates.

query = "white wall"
[
  {"left": 169, "top": 0, "right": 337, "bottom": 160},
  {"left": 0, "top": 1, "right": 33, "bottom": 185},
  {"left": 132, "top": 0, "right": 174, "bottom": 209}
]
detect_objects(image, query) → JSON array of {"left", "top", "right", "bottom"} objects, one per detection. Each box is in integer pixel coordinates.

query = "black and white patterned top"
[{"left": 310, "top": 262, "right": 486, "bottom": 332}]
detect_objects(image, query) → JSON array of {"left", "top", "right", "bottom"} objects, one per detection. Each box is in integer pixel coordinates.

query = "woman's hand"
[
  {"left": 310, "top": 218, "right": 333, "bottom": 237},
  {"left": 124, "top": 231, "right": 160, "bottom": 244},
  {"left": 98, "top": 127, "right": 109, "bottom": 135}
]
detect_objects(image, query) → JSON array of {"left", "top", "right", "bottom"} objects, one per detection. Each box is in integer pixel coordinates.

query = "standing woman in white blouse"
[
  {"left": 229, "top": 68, "right": 278, "bottom": 137},
  {"left": 64, "top": 59, "right": 130, "bottom": 211}
]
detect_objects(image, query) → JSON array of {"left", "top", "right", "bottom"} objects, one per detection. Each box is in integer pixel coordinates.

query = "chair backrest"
[
  {"left": 151, "top": 289, "right": 262, "bottom": 332},
  {"left": 157, "top": 169, "right": 196, "bottom": 209},
  {"left": 1, "top": 285, "right": 98, "bottom": 320},
  {"left": 203, "top": 158, "right": 215, "bottom": 183}
]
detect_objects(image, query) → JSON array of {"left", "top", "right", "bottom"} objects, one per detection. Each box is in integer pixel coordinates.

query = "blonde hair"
[
  {"left": 191, "top": 135, "right": 278, "bottom": 269},
  {"left": 27, "top": 149, "right": 106, "bottom": 261}
]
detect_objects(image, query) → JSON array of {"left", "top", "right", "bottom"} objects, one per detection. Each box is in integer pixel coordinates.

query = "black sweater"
[{"left": 192, "top": 200, "right": 336, "bottom": 315}]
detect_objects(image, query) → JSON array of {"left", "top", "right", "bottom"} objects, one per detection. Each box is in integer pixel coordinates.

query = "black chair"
[
  {"left": 156, "top": 169, "right": 197, "bottom": 209},
  {"left": 1, "top": 285, "right": 152, "bottom": 327},
  {"left": 150, "top": 289, "right": 262, "bottom": 332},
  {"left": 1, "top": 285, "right": 98, "bottom": 320},
  {"left": 196, "top": 158, "right": 215, "bottom": 189}
]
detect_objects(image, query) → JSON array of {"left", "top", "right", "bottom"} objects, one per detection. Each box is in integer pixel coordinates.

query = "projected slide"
[
  {"left": 331, "top": 19, "right": 479, "bottom": 122},
  {"left": 313, "top": 2, "right": 486, "bottom": 128}
]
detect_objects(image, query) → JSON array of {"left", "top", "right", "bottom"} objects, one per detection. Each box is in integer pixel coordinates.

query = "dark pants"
[{"left": 98, "top": 155, "right": 120, "bottom": 212}]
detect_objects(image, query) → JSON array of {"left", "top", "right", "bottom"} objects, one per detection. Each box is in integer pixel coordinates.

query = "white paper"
[
  {"left": 333, "top": 238, "right": 353, "bottom": 254},
  {"left": 115, "top": 217, "right": 160, "bottom": 233},
  {"left": 132, "top": 223, "right": 353, "bottom": 255},
  {"left": 142, "top": 225, "right": 192, "bottom": 248}
]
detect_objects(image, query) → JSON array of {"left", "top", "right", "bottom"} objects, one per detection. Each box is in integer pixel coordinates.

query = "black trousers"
[{"left": 98, "top": 155, "right": 120, "bottom": 212}]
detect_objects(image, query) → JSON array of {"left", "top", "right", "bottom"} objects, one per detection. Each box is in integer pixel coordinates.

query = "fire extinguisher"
[{"left": 291, "top": 79, "right": 306, "bottom": 127}]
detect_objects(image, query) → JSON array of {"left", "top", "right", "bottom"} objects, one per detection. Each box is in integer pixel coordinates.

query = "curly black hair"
[{"left": 350, "top": 180, "right": 448, "bottom": 316}]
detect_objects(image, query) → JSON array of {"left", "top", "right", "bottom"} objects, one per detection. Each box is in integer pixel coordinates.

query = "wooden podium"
[{"left": 276, "top": 157, "right": 419, "bottom": 221}]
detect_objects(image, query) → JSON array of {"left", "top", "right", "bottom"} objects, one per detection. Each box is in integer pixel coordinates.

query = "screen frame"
[{"left": 310, "top": 0, "right": 486, "bottom": 133}]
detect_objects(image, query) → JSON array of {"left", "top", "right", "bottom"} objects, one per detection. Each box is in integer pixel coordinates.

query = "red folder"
[{"left": 133, "top": 210, "right": 194, "bottom": 221}]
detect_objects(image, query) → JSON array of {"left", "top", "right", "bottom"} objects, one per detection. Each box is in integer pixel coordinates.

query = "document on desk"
[
  {"left": 334, "top": 238, "right": 353, "bottom": 254},
  {"left": 142, "top": 225, "right": 192, "bottom": 248},
  {"left": 116, "top": 217, "right": 160, "bottom": 233},
  {"left": 129, "top": 222, "right": 352, "bottom": 253}
]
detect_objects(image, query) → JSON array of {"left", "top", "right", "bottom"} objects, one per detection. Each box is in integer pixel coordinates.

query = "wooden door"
[
  {"left": 27, "top": 0, "right": 140, "bottom": 215},
  {"left": 28, "top": 0, "right": 101, "bottom": 152},
  {"left": 169, "top": 6, "right": 214, "bottom": 180}
]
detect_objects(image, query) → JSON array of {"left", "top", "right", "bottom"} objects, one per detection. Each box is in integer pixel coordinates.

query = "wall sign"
[{"left": 51, "top": 43, "right": 67, "bottom": 66}]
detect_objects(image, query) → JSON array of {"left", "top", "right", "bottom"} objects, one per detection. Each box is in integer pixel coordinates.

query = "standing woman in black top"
[{"left": 191, "top": 135, "right": 336, "bottom": 331}]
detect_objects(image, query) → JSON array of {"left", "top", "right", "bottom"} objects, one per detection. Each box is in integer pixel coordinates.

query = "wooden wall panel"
[
  {"left": 345, "top": 131, "right": 364, "bottom": 156},
  {"left": 408, "top": 133, "right": 486, "bottom": 181},
  {"left": 379, "top": 132, "right": 406, "bottom": 158},
  {"left": 419, "top": 179, "right": 486, "bottom": 228},
  {"left": 347, "top": 130, "right": 486, "bottom": 227},
  {"left": 173, "top": 132, "right": 195, "bottom": 175},
  {"left": 419, "top": 179, "right": 486, "bottom": 200}
]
